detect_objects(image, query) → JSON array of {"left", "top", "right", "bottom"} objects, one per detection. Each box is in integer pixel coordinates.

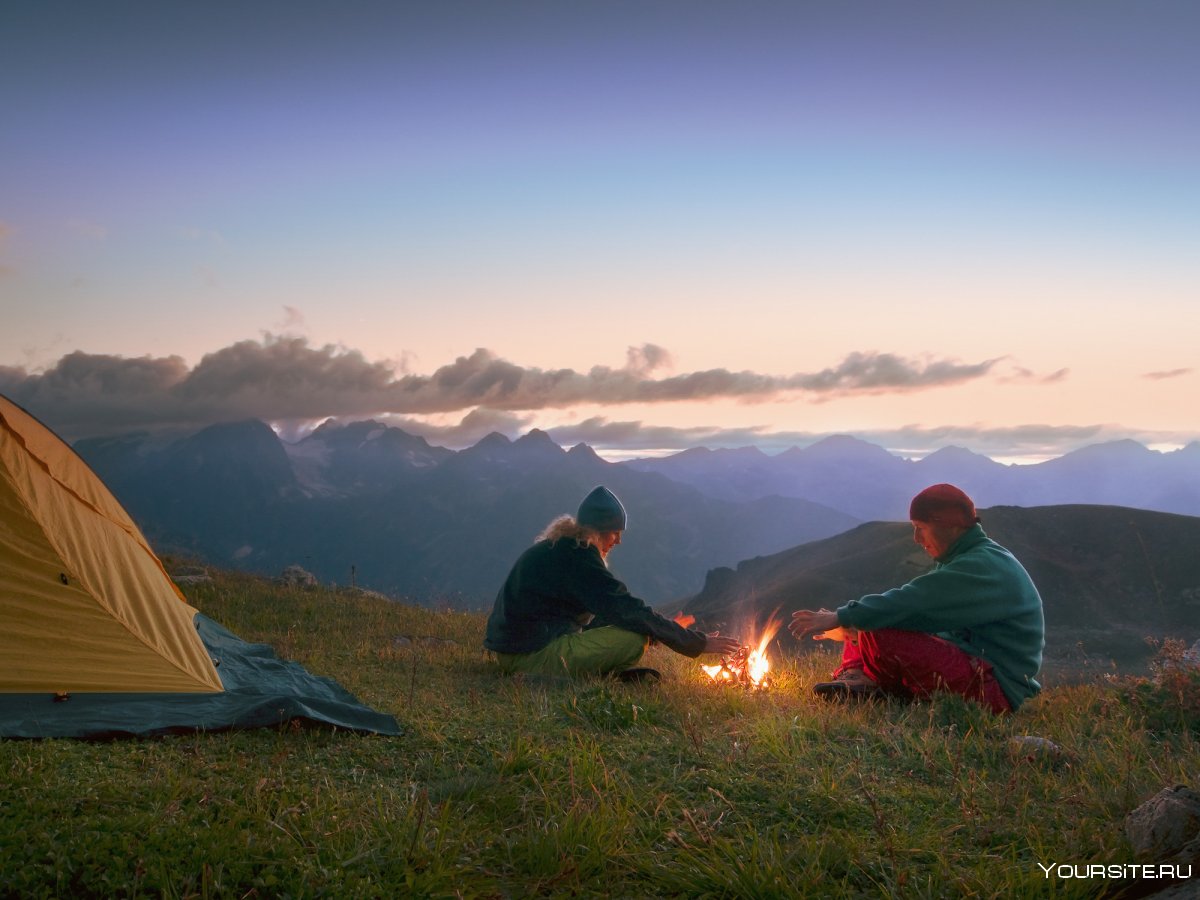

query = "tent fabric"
[
  {"left": 1, "top": 396, "right": 222, "bottom": 692},
  {"left": 0, "top": 615, "right": 402, "bottom": 738},
  {"left": 0, "top": 394, "right": 400, "bottom": 738}
]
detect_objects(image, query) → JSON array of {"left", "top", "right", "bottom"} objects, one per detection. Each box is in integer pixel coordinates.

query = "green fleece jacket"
[
  {"left": 836, "top": 524, "right": 1045, "bottom": 709},
  {"left": 484, "top": 538, "right": 708, "bottom": 658}
]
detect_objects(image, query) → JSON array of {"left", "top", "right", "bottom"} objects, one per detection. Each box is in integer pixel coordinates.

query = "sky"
[{"left": 2, "top": 1, "right": 1198, "bottom": 464}]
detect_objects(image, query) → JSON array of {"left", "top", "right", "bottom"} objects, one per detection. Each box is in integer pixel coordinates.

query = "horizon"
[
  {"left": 72, "top": 409, "right": 1199, "bottom": 469},
  {"left": 3, "top": 3, "right": 1197, "bottom": 464}
]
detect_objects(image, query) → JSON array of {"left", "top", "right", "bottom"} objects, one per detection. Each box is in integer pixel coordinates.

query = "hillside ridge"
[{"left": 684, "top": 503, "right": 1200, "bottom": 675}]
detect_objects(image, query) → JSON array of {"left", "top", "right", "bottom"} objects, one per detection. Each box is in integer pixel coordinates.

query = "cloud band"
[{"left": 1, "top": 336, "right": 1009, "bottom": 439}]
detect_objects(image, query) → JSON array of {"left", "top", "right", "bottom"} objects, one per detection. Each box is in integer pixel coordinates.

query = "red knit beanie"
[{"left": 908, "top": 483, "right": 979, "bottom": 527}]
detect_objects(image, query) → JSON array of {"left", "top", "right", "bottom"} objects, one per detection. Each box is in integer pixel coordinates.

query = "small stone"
[
  {"left": 277, "top": 565, "right": 318, "bottom": 588},
  {"left": 1008, "top": 735, "right": 1063, "bottom": 762}
]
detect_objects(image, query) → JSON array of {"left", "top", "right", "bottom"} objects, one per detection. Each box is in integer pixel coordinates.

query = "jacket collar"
[{"left": 936, "top": 522, "right": 987, "bottom": 564}]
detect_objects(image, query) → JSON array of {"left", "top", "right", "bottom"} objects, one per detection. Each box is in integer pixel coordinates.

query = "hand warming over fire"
[
  {"left": 788, "top": 608, "right": 842, "bottom": 641},
  {"left": 703, "top": 633, "right": 742, "bottom": 656}
]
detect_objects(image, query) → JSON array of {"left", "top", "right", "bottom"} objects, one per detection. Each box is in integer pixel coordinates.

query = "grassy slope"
[{"left": 2, "top": 570, "right": 1197, "bottom": 899}]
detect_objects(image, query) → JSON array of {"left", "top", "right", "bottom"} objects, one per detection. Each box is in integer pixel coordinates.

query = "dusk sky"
[{"left": 3, "top": 2, "right": 1197, "bottom": 463}]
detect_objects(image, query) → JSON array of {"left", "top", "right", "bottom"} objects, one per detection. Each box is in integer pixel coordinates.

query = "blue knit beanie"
[{"left": 577, "top": 486, "right": 627, "bottom": 531}]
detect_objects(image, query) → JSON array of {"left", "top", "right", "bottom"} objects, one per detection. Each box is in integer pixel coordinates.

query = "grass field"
[{"left": 2, "top": 569, "right": 1197, "bottom": 898}]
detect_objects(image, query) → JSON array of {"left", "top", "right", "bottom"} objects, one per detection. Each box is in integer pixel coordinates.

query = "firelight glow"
[
  {"left": 2, "top": 3, "right": 1197, "bottom": 464},
  {"left": 701, "top": 616, "right": 784, "bottom": 689}
]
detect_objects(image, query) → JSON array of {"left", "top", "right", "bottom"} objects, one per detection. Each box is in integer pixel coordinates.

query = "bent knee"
[{"left": 605, "top": 628, "right": 649, "bottom": 667}]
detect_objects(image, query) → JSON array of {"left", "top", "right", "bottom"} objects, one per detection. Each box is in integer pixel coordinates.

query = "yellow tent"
[
  {"left": 0, "top": 395, "right": 400, "bottom": 737},
  {"left": 1, "top": 394, "right": 221, "bottom": 693}
]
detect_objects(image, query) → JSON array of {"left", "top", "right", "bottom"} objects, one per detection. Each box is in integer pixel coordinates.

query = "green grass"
[{"left": 3, "top": 569, "right": 1198, "bottom": 898}]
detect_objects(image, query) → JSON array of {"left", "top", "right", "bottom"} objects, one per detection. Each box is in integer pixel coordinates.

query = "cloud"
[
  {"left": 394, "top": 347, "right": 1002, "bottom": 412},
  {"left": 0, "top": 351, "right": 192, "bottom": 434},
  {"left": 623, "top": 343, "right": 673, "bottom": 376},
  {"left": 277, "top": 306, "right": 307, "bottom": 333},
  {"left": 1, "top": 335, "right": 1041, "bottom": 440},
  {"left": 1001, "top": 366, "right": 1070, "bottom": 384},
  {"left": 790, "top": 352, "right": 1002, "bottom": 396},
  {"left": 1143, "top": 367, "right": 1192, "bottom": 381}
]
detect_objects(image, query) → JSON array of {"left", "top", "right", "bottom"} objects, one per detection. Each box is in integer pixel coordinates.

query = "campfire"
[{"left": 677, "top": 613, "right": 783, "bottom": 690}]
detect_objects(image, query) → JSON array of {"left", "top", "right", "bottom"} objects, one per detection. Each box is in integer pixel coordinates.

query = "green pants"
[{"left": 495, "top": 626, "right": 648, "bottom": 678}]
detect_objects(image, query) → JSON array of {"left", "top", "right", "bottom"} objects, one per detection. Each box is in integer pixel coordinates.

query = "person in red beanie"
[{"left": 788, "top": 483, "right": 1045, "bottom": 712}]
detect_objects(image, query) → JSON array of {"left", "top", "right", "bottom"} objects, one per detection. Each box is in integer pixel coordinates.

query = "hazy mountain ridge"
[
  {"left": 683, "top": 504, "right": 1200, "bottom": 673},
  {"left": 623, "top": 434, "right": 1200, "bottom": 520},
  {"left": 73, "top": 420, "right": 1200, "bottom": 639},
  {"left": 286, "top": 418, "right": 452, "bottom": 496},
  {"left": 74, "top": 420, "right": 858, "bottom": 607}
]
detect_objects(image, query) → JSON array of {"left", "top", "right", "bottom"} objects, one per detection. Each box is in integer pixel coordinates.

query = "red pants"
[{"left": 836, "top": 629, "right": 1011, "bottom": 714}]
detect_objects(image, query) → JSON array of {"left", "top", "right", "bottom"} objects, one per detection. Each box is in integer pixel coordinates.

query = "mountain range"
[
  {"left": 74, "top": 420, "right": 1200, "bottom": 634},
  {"left": 75, "top": 419, "right": 857, "bottom": 607},
  {"left": 625, "top": 435, "right": 1200, "bottom": 521}
]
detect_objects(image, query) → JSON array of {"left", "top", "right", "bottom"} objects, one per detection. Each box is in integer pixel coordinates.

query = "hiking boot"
[
  {"left": 813, "top": 668, "right": 886, "bottom": 700},
  {"left": 615, "top": 667, "right": 662, "bottom": 684}
]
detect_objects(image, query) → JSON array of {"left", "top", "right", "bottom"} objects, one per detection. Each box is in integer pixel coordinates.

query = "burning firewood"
[{"left": 700, "top": 616, "right": 782, "bottom": 690}]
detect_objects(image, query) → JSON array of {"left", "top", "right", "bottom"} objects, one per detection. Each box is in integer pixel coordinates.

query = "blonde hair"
[{"left": 537, "top": 515, "right": 606, "bottom": 555}]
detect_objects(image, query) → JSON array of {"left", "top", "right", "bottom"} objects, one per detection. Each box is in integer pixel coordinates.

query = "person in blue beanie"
[{"left": 485, "top": 485, "right": 740, "bottom": 680}]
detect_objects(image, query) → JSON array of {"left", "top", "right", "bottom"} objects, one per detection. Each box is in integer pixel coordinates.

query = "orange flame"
[
  {"left": 701, "top": 615, "right": 782, "bottom": 689},
  {"left": 673, "top": 612, "right": 696, "bottom": 628},
  {"left": 745, "top": 616, "right": 782, "bottom": 685}
]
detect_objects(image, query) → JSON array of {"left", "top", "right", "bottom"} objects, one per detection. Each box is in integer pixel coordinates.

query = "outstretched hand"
[
  {"left": 702, "top": 633, "right": 742, "bottom": 656},
  {"left": 788, "top": 608, "right": 842, "bottom": 641}
]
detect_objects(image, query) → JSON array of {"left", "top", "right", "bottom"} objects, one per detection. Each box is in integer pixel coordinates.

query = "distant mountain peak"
[
  {"left": 515, "top": 429, "right": 562, "bottom": 449},
  {"left": 473, "top": 432, "right": 512, "bottom": 449},
  {"left": 309, "top": 417, "right": 341, "bottom": 435},
  {"left": 1054, "top": 439, "right": 1156, "bottom": 464},
  {"left": 567, "top": 443, "right": 603, "bottom": 462},
  {"left": 816, "top": 433, "right": 889, "bottom": 449},
  {"left": 509, "top": 429, "right": 567, "bottom": 462},
  {"left": 923, "top": 445, "right": 982, "bottom": 460},
  {"left": 192, "top": 418, "right": 280, "bottom": 444},
  {"left": 787, "top": 434, "right": 901, "bottom": 463},
  {"left": 917, "top": 445, "right": 1004, "bottom": 468}
]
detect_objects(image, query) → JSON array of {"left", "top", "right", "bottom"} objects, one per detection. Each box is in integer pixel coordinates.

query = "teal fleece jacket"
[
  {"left": 836, "top": 524, "right": 1045, "bottom": 709},
  {"left": 484, "top": 538, "right": 708, "bottom": 658}
]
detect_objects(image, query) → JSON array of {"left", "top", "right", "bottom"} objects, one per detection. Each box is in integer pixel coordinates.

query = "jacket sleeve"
[
  {"left": 571, "top": 547, "right": 708, "bottom": 657},
  {"left": 837, "top": 549, "right": 1025, "bottom": 634}
]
